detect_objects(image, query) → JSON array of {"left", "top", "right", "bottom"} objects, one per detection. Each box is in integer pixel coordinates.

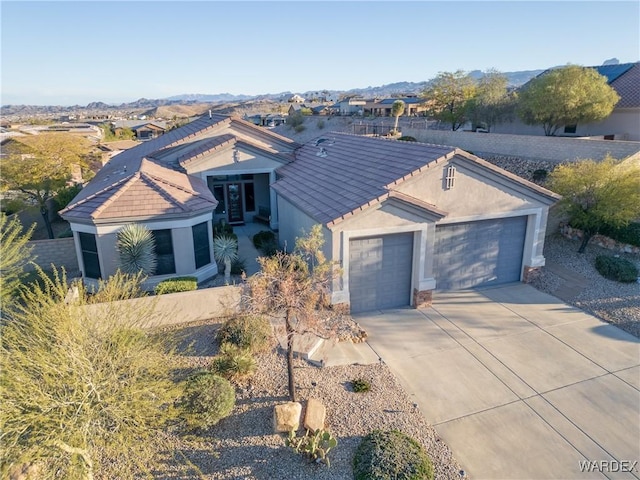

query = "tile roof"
[
  {"left": 378, "top": 97, "right": 424, "bottom": 105},
  {"left": 609, "top": 63, "right": 640, "bottom": 108},
  {"left": 61, "top": 113, "right": 300, "bottom": 223},
  {"left": 273, "top": 133, "right": 560, "bottom": 227},
  {"left": 273, "top": 133, "right": 456, "bottom": 226}
]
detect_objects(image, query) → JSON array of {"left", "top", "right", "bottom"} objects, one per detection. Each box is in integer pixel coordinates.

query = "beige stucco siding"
[
  {"left": 277, "top": 196, "right": 332, "bottom": 259},
  {"left": 185, "top": 146, "right": 284, "bottom": 177}
]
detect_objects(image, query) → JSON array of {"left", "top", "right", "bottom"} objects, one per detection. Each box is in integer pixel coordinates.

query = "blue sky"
[{"left": 1, "top": 1, "right": 639, "bottom": 106}]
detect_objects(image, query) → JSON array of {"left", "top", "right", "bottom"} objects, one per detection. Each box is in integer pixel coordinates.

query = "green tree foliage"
[
  {"left": 391, "top": 100, "right": 405, "bottom": 133},
  {"left": 467, "top": 69, "right": 516, "bottom": 132},
  {"left": 100, "top": 123, "right": 135, "bottom": 141},
  {"left": 549, "top": 156, "right": 640, "bottom": 253},
  {"left": 245, "top": 225, "right": 336, "bottom": 401},
  {"left": 422, "top": 70, "right": 477, "bottom": 130},
  {"left": 116, "top": 223, "right": 157, "bottom": 276},
  {"left": 0, "top": 214, "right": 35, "bottom": 309},
  {"left": 517, "top": 64, "right": 620, "bottom": 136},
  {"left": 1, "top": 133, "right": 91, "bottom": 239},
  {"left": 0, "top": 270, "right": 183, "bottom": 479}
]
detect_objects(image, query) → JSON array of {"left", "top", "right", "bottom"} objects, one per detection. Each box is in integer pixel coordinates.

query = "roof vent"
[
  {"left": 313, "top": 137, "right": 334, "bottom": 147},
  {"left": 316, "top": 147, "right": 328, "bottom": 158}
]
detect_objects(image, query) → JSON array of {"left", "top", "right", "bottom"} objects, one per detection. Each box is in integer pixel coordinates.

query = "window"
[
  {"left": 152, "top": 229, "right": 176, "bottom": 275},
  {"left": 213, "top": 185, "right": 226, "bottom": 214},
  {"left": 564, "top": 124, "right": 577, "bottom": 134},
  {"left": 244, "top": 183, "right": 255, "bottom": 212},
  {"left": 445, "top": 166, "right": 456, "bottom": 190},
  {"left": 192, "top": 222, "right": 211, "bottom": 269},
  {"left": 79, "top": 232, "right": 101, "bottom": 279}
]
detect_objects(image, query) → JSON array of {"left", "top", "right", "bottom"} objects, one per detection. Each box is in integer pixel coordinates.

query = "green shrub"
[
  {"left": 179, "top": 370, "right": 235, "bottom": 430},
  {"left": 213, "top": 220, "right": 233, "bottom": 237},
  {"left": 397, "top": 136, "right": 417, "bottom": 142},
  {"left": 295, "top": 124, "right": 306, "bottom": 133},
  {"left": 286, "top": 429, "right": 338, "bottom": 467},
  {"left": 54, "top": 184, "right": 83, "bottom": 210},
  {"left": 532, "top": 169, "right": 548, "bottom": 182},
  {"left": 216, "top": 315, "right": 272, "bottom": 353},
  {"left": 253, "top": 230, "right": 276, "bottom": 249},
  {"left": 288, "top": 112, "right": 305, "bottom": 128},
  {"left": 594, "top": 255, "right": 638, "bottom": 283},
  {"left": 317, "top": 119, "right": 325, "bottom": 130},
  {"left": 155, "top": 277, "right": 198, "bottom": 295},
  {"left": 353, "top": 430, "right": 434, "bottom": 480},
  {"left": 0, "top": 198, "right": 25, "bottom": 216},
  {"left": 351, "top": 378, "right": 371, "bottom": 393},
  {"left": 260, "top": 240, "right": 279, "bottom": 256},
  {"left": 230, "top": 257, "right": 246, "bottom": 275},
  {"left": 599, "top": 222, "right": 640, "bottom": 247},
  {"left": 210, "top": 343, "right": 257, "bottom": 382}
]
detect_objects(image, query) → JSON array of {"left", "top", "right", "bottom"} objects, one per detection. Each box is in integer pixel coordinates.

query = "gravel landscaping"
[
  {"left": 530, "top": 233, "right": 640, "bottom": 338},
  {"left": 159, "top": 322, "right": 466, "bottom": 480}
]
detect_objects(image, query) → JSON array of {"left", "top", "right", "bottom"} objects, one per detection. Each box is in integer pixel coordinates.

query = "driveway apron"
[{"left": 354, "top": 284, "right": 640, "bottom": 479}]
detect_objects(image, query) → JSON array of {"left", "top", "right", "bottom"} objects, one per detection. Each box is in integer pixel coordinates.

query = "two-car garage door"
[{"left": 348, "top": 216, "right": 528, "bottom": 312}]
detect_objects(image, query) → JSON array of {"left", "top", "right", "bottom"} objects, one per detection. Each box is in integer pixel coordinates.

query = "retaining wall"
[{"left": 402, "top": 129, "right": 640, "bottom": 163}]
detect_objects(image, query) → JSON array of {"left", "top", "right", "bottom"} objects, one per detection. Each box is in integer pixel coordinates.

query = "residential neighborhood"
[{"left": 1, "top": 2, "right": 639, "bottom": 477}]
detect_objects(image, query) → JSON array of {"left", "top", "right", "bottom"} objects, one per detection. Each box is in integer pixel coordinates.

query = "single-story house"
[
  {"left": 333, "top": 97, "right": 366, "bottom": 115},
  {"left": 61, "top": 114, "right": 299, "bottom": 289},
  {"left": 113, "top": 120, "right": 168, "bottom": 141},
  {"left": 273, "top": 133, "right": 560, "bottom": 313},
  {"left": 364, "top": 97, "right": 428, "bottom": 117},
  {"left": 61, "top": 113, "right": 560, "bottom": 313},
  {"left": 493, "top": 62, "right": 640, "bottom": 141}
]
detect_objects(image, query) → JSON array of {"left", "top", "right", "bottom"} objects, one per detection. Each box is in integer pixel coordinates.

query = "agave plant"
[
  {"left": 116, "top": 224, "right": 157, "bottom": 275},
  {"left": 213, "top": 235, "right": 238, "bottom": 283}
]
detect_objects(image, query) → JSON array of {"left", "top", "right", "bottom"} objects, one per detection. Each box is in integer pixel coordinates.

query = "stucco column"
[{"left": 269, "top": 171, "right": 278, "bottom": 230}]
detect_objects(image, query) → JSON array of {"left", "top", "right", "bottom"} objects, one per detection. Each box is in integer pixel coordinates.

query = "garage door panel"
[
  {"left": 349, "top": 233, "right": 413, "bottom": 313},
  {"left": 434, "top": 217, "right": 526, "bottom": 291}
]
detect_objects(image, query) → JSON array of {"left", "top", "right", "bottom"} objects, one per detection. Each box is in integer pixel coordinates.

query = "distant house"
[
  {"left": 113, "top": 120, "right": 168, "bottom": 141},
  {"left": 367, "top": 97, "right": 428, "bottom": 117},
  {"left": 493, "top": 62, "right": 640, "bottom": 141},
  {"left": 334, "top": 97, "right": 366, "bottom": 115},
  {"left": 288, "top": 94, "right": 305, "bottom": 103}
]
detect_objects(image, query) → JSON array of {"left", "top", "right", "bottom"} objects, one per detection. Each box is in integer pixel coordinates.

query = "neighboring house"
[
  {"left": 333, "top": 97, "right": 366, "bottom": 115},
  {"left": 273, "top": 133, "right": 560, "bottom": 313},
  {"left": 365, "top": 97, "right": 428, "bottom": 117},
  {"left": 288, "top": 94, "right": 305, "bottom": 103},
  {"left": 60, "top": 114, "right": 299, "bottom": 289},
  {"left": 113, "top": 120, "right": 168, "bottom": 141},
  {"left": 493, "top": 62, "right": 640, "bottom": 141}
]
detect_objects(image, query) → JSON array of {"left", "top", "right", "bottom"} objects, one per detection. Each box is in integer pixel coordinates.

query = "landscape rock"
[
  {"left": 273, "top": 402, "right": 302, "bottom": 433},
  {"left": 304, "top": 398, "right": 326, "bottom": 431}
]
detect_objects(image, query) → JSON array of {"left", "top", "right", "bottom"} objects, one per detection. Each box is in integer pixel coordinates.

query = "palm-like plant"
[
  {"left": 391, "top": 100, "right": 405, "bottom": 134},
  {"left": 213, "top": 235, "right": 238, "bottom": 283},
  {"left": 116, "top": 224, "right": 157, "bottom": 275}
]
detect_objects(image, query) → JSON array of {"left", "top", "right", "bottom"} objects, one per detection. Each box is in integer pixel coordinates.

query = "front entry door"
[{"left": 227, "top": 183, "right": 244, "bottom": 224}]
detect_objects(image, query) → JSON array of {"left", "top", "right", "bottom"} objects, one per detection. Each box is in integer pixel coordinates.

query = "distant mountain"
[{"left": 165, "top": 93, "right": 254, "bottom": 102}]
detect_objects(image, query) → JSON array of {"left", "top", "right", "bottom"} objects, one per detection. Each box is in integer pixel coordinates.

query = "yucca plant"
[
  {"left": 213, "top": 235, "right": 238, "bottom": 283},
  {"left": 116, "top": 224, "right": 157, "bottom": 275}
]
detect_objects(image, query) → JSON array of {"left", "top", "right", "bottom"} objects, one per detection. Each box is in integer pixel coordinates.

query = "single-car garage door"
[
  {"left": 349, "top": 233, "right": 413, "bottom": 313},
  {"left": 433, "top": 216, "right": 527, "bottom": 291}
]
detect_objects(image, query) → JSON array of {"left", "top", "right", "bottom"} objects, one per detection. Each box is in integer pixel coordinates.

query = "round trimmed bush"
[
  {"left": 354, "top": 430, "right": 434, "bottom": 480},
  {"left": 216, "top": 315, "right": 272, "bottom": 353},
  {"left": 210, "top": 343, "right": 257, "bottom": 382},
  {"left": 595, "top": 255, "right": 638, "bottom": 283},
  {"left": 253, "top": 230, "right": 276, "bottom": 249},
  {"left": 179, "top": 370, "right": 235, "bottom": 430}
]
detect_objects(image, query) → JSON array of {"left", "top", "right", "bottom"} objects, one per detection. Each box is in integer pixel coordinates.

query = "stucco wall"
[
  {"left": 276, "top": 196, "right": 332, "bottom": 257},
  {"left": 83, "top": 285, "right": 241, "bottom": 329},
  {"left": 402, "top": 129, "right": 640, "bottom": 163},
  {"left": 26, "top": 237, "right": 79, "bottom": 273}
]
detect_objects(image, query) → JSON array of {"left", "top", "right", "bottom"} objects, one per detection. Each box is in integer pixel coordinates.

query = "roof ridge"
[
  {"left": 137, "top": 172, "right": 191, "bottom": 213},
  {"left": 92, "top": 173, "right": 140, "bottom": 218},
  {"left": 59, "top": 174, "right": 134, "bottom": 215},
  {"left": 140, "top": 170, "right": 202, "bottom": 198}
]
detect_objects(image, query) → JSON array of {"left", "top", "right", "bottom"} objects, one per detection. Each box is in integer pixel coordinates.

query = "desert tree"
[
  {"left": 517, "top": 64, "right": 620, "bottom": 136},
  {"left": 421, "top": 70, "right": 477, "bottom": 130},
  {"left": 244, "top": 225, "right": 337, "bottom": 401},
  {"left": 391, "top": 100, "right": 405, "bottom": 133},
  {"left": 549, "top": 156, "right": 640, "bottom": 253},
  {"left": 0, "top": 133, "right": 92, "bottom": 239},
  {"left": 0, "top": 270, "right": 185, "bottom": 479},
  {"left": 467, "top": 69, "right": 516, "bottom": 132},
  {"left": 0, "top": 214, "right": 35, "bottom": 309}
]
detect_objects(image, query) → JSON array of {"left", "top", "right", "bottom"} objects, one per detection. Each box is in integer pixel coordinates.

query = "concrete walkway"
[
  {"left": 354, "top": 284, "right": 640, "bottom": 479},
  {"left": 232, "top": 223, "right": 271, "bottom": 276}
]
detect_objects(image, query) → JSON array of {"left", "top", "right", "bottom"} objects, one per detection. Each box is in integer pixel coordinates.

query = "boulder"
[
  {"left": 274, "top": 402, "right": 302, "bottom": 433},
  {"left": 304, "top": 398, "right": 326, "bottom": 431}
]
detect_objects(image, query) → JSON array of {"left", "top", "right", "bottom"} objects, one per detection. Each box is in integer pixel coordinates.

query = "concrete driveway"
[{"left": 354, "top": 283, "right": 640, "bottom": 479}]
